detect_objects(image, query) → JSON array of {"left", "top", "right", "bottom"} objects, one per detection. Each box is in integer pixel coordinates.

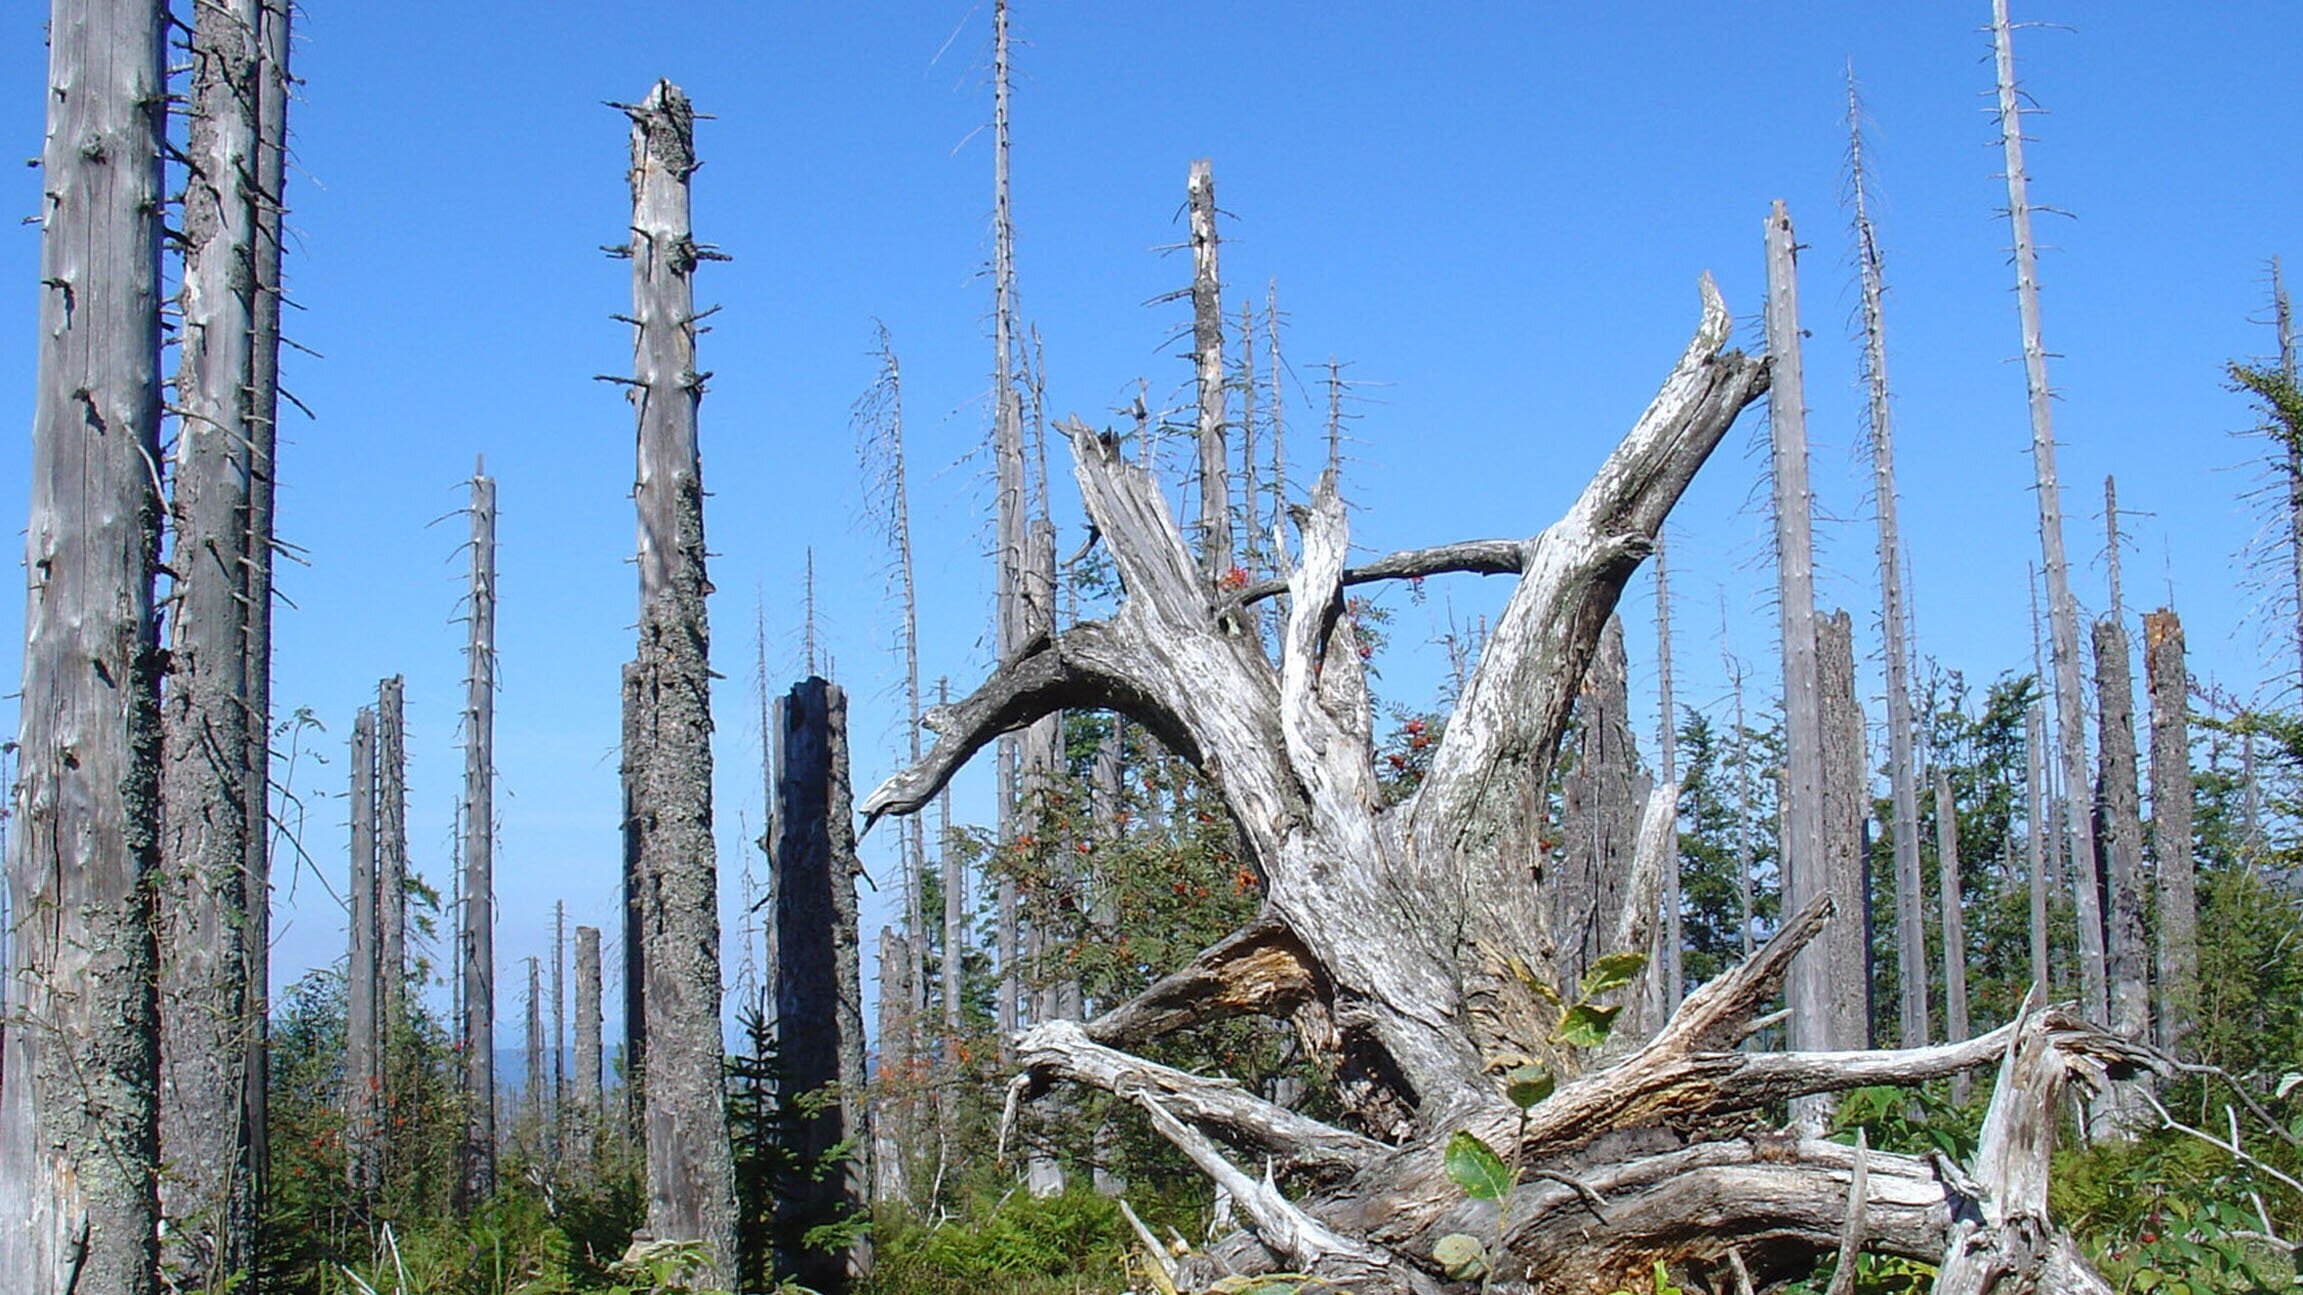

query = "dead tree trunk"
[
  {"left": 240, "top": 0, "right": 293, "bottom": 1234},
  {"left": 1729, "top": 649, "right": 1756, "bottom": 956},
  {"left": 620, "top": 660, "right": 647, "bottom": 1123},
  {"left": 775, "top": 678, "right": 871, "bottom": 1291},
  {"left": 379, "top": 676, "right": 408, "bottom": 1055},
  {"left": 1995, "top": 0, "right": 2109, "bottom": 1029},
  {"left": 1848, "top": 70, "right": 1929, "bottom": 1055},
  {"left": 523, "top": 957, "right": 544, "bottom": 1152},
  {"left": 937, "top": 675, "right": 962, "bottom": 1145},
  {"left": 1817, "top": 611, "right": 1872, "bottom": 1056},
  {"left": 1189, "top": 158, "right": 1231, "bottom": 583},
  {"left": 2093, "top": 615, "right": 2150, "bottom": 1058},
  {"left": 1766, "top": 203, "right": 1862, "bottom": 1064},
  {"left": 460, "top": 465, "right": 498, "bottom": 1206},
  {"left": 989, "top": 0, "right": 1028, "bottom": 1065},
  {"left": 1557, "top": 618, "right": 1652, "bottom": 1034},
  {"left": 573, "top": 924, "right": 603, "bottom": 1175},
  {"left": 873, "top": 926, "right": 913, "bottom": 1207},
  {"left": 620, "top": 80, "right": 738, "bottom": 1282},
  {"left": 2144, "top": 610, "right": 2195, "bottom": 1057},
  {"left": 551, "top": 900, "right": 565, "bottom": 1167},
  {"left": 864, "top": 275, "right": 2126, "bottom": 1292},
  {"left": 157, "top": 0, "right": 263, "bottom": 1278},
  {"left": 1934, "top": 770, "right": 1971, "bottom": 1103},
  {"left": 347, "top": 707, "right": 382, "bottom": 1203},
  {"left": 2026, "top": 702, "right": 2051, "bottom": 994},
  {"left": 1654, "top": 538, "right": 1683, "bottom": 1005}
]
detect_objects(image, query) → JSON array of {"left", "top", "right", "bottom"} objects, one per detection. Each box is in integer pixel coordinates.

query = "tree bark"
[
  {"left": 1189, "top": 158, "right": 1231, "bottom": 583},
  {"left": 523, "top": 957, "right": 544, "bottom": 1151},
  {"left": 1816, "top": 611, "right": 1871, "bottom": 1056},
  {"left": 158, "top": 0, "right": 264, "bottom": 1278},
  {"left": 621, "top": 659, "right": 647, "bottom": 1126},
  {"left": 873, "top": 926, "right": 913, "bottom": 1207},
  {"left": 2026, "top": 702, "right": 2052, "bottom": 994},
  {"left": 621, "top": 80, "right": 738, "bottom": 1283},
  {"left": 1766, "top": 203, "right": 1856, "bottom": 1071},
  {"left": 347, "top": 708, "right": 382, "bottom": 1203},
  {"left": 1557, "top": 618, "right": 1653, "bottom": 1032},
  {"left": 573, "top": 924, "right": 603, "bottom": 1176},
  {"left": 1654, "top": 539, "right": 1683, "bottom": 1006},
  {"left": 775, "top": 678, "right": 872, "bottom": 1290},
  {"left": 1848, "top": 73, "right": 1929, "bottom": 1057},
  {"left": 551, "top": 900, "right": 565, "bottom": 1169},
  {"left": 2092, "top": 617, "right": 2150, "bottom": 1057},
  {"left": 1994, "top": 0, "right": 2108, "bottom": 1030},
  {"left": 1934, "top": 770, "right": 1971, "bottom": 1103},
  {"left": 379, "top": 677, "right": 408, "bottom": 1061},
  {"left": 460, "top": 466, "right": 498, "bottom": 1207},
  {"left": 989, "top": 0, "right": 1029, "bottom": 1066},
  {"left": 2144, "top": 610, "right": 2194, "bottom": 1057}
]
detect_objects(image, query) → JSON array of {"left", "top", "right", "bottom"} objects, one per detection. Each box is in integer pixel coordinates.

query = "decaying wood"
[
  {"left": 867, "top": 271, "right": 2118, "bottom": 1290},
  {"left": 1936, "top": 770, "right": 1971, "bottom": 1105},
  {"left": 572, "top": 924, "right": 602, "bottom": 1175},
  {"left": 2145, "top": 610, "right": 2195, "bottom": 1056},
  {"left": 348, "top": 707, "right": 381, "bottom": 1202},
  {"left": 460, "top": 465, "right": 498, "bottom": 1206},
  {"left": 1815, "top": 611, "right": 1871, "bottom": 1056},
  {"left": 2093, "top": 615, "right": 2151, "bottom": 1061},
  {"left": 1188, "top": 158, "right": 1230, "bottom": 581},
  {"left": 1, "top": 7, "right": 169, "bottom": 1289},
  {"left": 621, "top": 80, "right": 739, "bottom": 1283}
]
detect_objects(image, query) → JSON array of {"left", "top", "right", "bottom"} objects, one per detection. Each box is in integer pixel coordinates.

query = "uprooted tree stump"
[{"left": 864, "top": 279, "right": 2153, "bottom": 1294}]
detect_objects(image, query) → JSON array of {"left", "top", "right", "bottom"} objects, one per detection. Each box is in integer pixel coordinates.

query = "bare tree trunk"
[
  {"left": 621, "top": 81, "right": 738, "bottom": 1283},
  {"left": 1847, "top": 71, "right": 1929, "bottom": 1057},
  {"left": 524, "top": 957, "right": 544, "bottom": 1153},
  {"left": 1995, "top": 0, "right": 2109, "bottom": 1029},
  {"left": 1765, "top": 202, "right": 1851, "bottom": 1070},
  {"left": 775, "top": 679, "right": 872, "bottom": 1291},
  {"left": 1816, "top": 611, "right": 1872, "bottom": 1058},
  {"left": 158, "top": 0, "right": 263, "bottom": 1278},
  {"left": 936, "top": 676, "right": 962, "bottom": 1147},
  {"left": 379, "top": 677, "right": 407, "bottom": 1057},
  {"left": 1023, "top": 517, "right": 1068, "bottom": 1195},
  {"left": 873, "top": 927, "right": 913, "bottom": 1207},
  {"left": 573, "top": 924, "right": 602, "bottom": 1176},
  {"left": 989, "top": 0, "right": 1027, "bottom": 1066},
  {"left": 2145, "top": 610, "right": 2195, "bottom": 1057},
  {"left": 1266, "top": 281, "right": 1290, "bottom": 574},
  {"left": 347, "top": 708, "right": 382, "bottom": 1203},
  {"left": 1557, "top": 619, "right": 1649, "bottom": 1018},
  {"left": 1655, "top": 539, "right": 1683, "bottom": 1005},
  {"left": 2027, "top": 703, "right": 2051, "bottom": 995},
  {"left": 1933, "top": 770, "right": 1970, "bottom": 1103},
  {"left": 460, "top": 466, "right": 498, "bottom": 1206},
  {"left": 1729, "top": 647, "right": 1756, "bottom": 956},
  {"left": 1240, "top": 297, "right": 1262, "bottom": 580},
  {"left": 2093, "top": 614, "right": 2150, "bottom": 1057},
  {"left": 240, "top": 0, "right": 294, "bottom": 1242},
  {"left": 1189, "top": 159, "right": 1231, "bottom": 582},
  {"left": 619, "top": 660, "right": 647, "bottom": 1129},
  {"left": 551, "top": 900, "right": 565, "bottom": 1170}
]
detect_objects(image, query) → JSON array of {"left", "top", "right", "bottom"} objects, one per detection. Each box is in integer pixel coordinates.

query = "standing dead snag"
[
  {"left": 1188, "top": 158, "right": 1231, "bottom": 582},
  {"left": 158, "top": 0, "right": 265, "bottom": 1280},
  {"left": 1816, "top": 611, "right": 1871, "bottom": 1057},
  {"left": 0, "top": 6, "right": 170, "bottom": 1290},
  {"left": 2144, "top": 610, "right": 2194, "bottom": 1056},
  {"left": 571, "top": 924, "right": 603, "bottom": 1175},
  {"left": 348, "top": 707, "right": 382, "bottom": 1200},
  {"left": 988, "top": 0, "right": 1029, "bottom": 1062},
  {"left": 775, "top": 679, "right": 871, "bottom": 1291},
  {"left": 460, "top": 465, "right": 499, "bottom": 1206},
  {"left": 1934, "top": 770, "right": 1971, "bottom": 1103},
  {"left": 619, "top": 80, "right": 738, "bottom": 1283},
  {"left": 1995, "top": 0, "right": 2109, "bottom": 1031}
]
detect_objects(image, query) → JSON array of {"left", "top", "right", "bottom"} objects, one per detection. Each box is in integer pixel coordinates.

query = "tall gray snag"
[
  {"left": 347, "top": 708, "right": 382, "bottom": 1201},
  {"left": 379, "top": 677, "right": 409, "bottom": 1043},
  {"left": 1847, "top": 72, "right": 1929, "bottom": 1054},
  {"left": 2093, "top": 620, "right": 2150, "bottom": 1050},
  {"left": 1934, "top": 770, "right": 1971, "bottom": 1102},
  {"left": 460, "top": 467, "right": 498, "bottom": 1206},
  {"left": 1653, "top": 538, "right": 1682, "bottom": 1004},
  {"left": 620, "top": 80, "right": 738, "bottom": 1282},
  {"left": 775, "top": 679, "right": 871, "bottom": 1291},
  {"left": 572, "top": 924, "right": 603, "bottom": 1174},
  {"left": 1189, "top": 159, "right": 1231, "bottom": 582},
  {"left": 2144, "top": 610, "right": 2195, "bottom": 1055},
  {"left": 1816, "top": 611, "right": 1871, "bottom": 1055},
  {"left": 1764, "top": 202, "right": 1852, "bottom": 1059},
  {"left": 158, "top": 0, "right": 265, "bottom": 1278},
  {"left": 988, "top": 0, "right": 1028, "bottom": 1059},
  {"left": 1994, "top": 0, "right": 2109, "bottom": 1028}
]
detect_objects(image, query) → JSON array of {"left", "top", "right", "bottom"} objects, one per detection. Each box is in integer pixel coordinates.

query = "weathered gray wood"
[
  {"left": 551, "top": 900, "right": 564, "bottom": 1166},
  {"left": 1557, "top": 617, "right": 1650, "bottom": 1013},
  {"left": 1995, "top": 0, "right": 2109, "bottom": 1028},
  {"left": 989, "top": 0, "right": 1028, "bottom": 1066},
  {"left": 872, "top": 926, "right": 913, "bottom": 1206},
  {"left": 157, "top": 0, "right": 264, "bottom": 1278},
  {"left": 1815, "top": 611, "right": 1871, "bottom": 1055},
  {"left": 460, "top": 467, "right": 498, "bottom": 1206},
  {"left": 523, "top": 956, "right": 544, "bottom": 1149},
  {"left": 620, "top": 81, "right": 737, "bottom": 1283},
  {"left": 1189, "top": 158, "right": 1231, "bottom": 582},
  {"left": 1848, "top": 74, "right": 1930, "bottom": 1058},
  {"left": 620, "top": 660, "right": 647, "bottom": 1124},
  {"left": 775, "top": 678, "right": 872, "bottom": 1290},
  {"left": 1022, "top": 517, "right": 1067, "bottom": 1195},
  {"left": 1934, "top": 769, "right": 1971, "bottom": 1104},
  {"left": 1730, "top": 650, "right": 1756, "bottom": 955},
  {"left": 347, "top": 708, "right": 382, "bottom": 1202},
  {"left": 2093, "top": 615, "right": 2150, "bottom": 1056},
  {"left": 239, "top": 0, "right": 294, "bottom": 1241},
  {"left": 1766, "top": 203, "right": 1853, "bottom": 1067},
  {"left": 572, "top": 924, "right": 603, "bottom": 1175},
  {"left": 2027, "top": 701, "right": 2052, "bottom": 992},
  {"left": 2144, "top": 610, "right": 2195, "bottom": 1057},
  {"left": 379, "top": 676, "right": 408, "bottom": 1052},
  {"left": 936, "top": 676, "right": 962, "bottom": 1148},
  {"left": 1654, "top": 539, "right": 1683, "bottom": 1006}
]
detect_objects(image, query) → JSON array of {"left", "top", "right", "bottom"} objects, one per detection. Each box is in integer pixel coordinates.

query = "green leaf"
[
  {"left": 1508, "top": 955, "right": 1564, "bottom": 1008},
  {"left": 1579, "top": 950, "right": 1648, "bottom": 997},
  {"left": 1433, "top": 1233, "right": 1490, "bottom": 1281},
  {"left": 1503, "top": 1062, "right": 1555, "bottom": 1110},
  {"left": 1443, "top": 1130, "right": 1514, "bottom": 1201},
  {"left": 1556, "top": 1001, "right": 1624, "bottom": 1049}
]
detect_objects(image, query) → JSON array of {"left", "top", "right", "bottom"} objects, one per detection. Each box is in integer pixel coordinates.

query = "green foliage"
[
  {"left": 2053, "top": 1131, "right": 2294, "bottom": 1295},
  {"left": 1829, "top": 1084, "right": 1982, "bottom": 1164},
  {"left": 1443, "top": 1131, "right": 1514, "bottom": 1202},
  {"left": 866, "top": 1190, "right": 1127, "bottom": 1295}
]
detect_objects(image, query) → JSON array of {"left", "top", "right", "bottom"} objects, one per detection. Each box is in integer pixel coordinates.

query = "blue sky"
[{"left": 0, "top": 2, "right": 2296, "bottom": 1048}]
